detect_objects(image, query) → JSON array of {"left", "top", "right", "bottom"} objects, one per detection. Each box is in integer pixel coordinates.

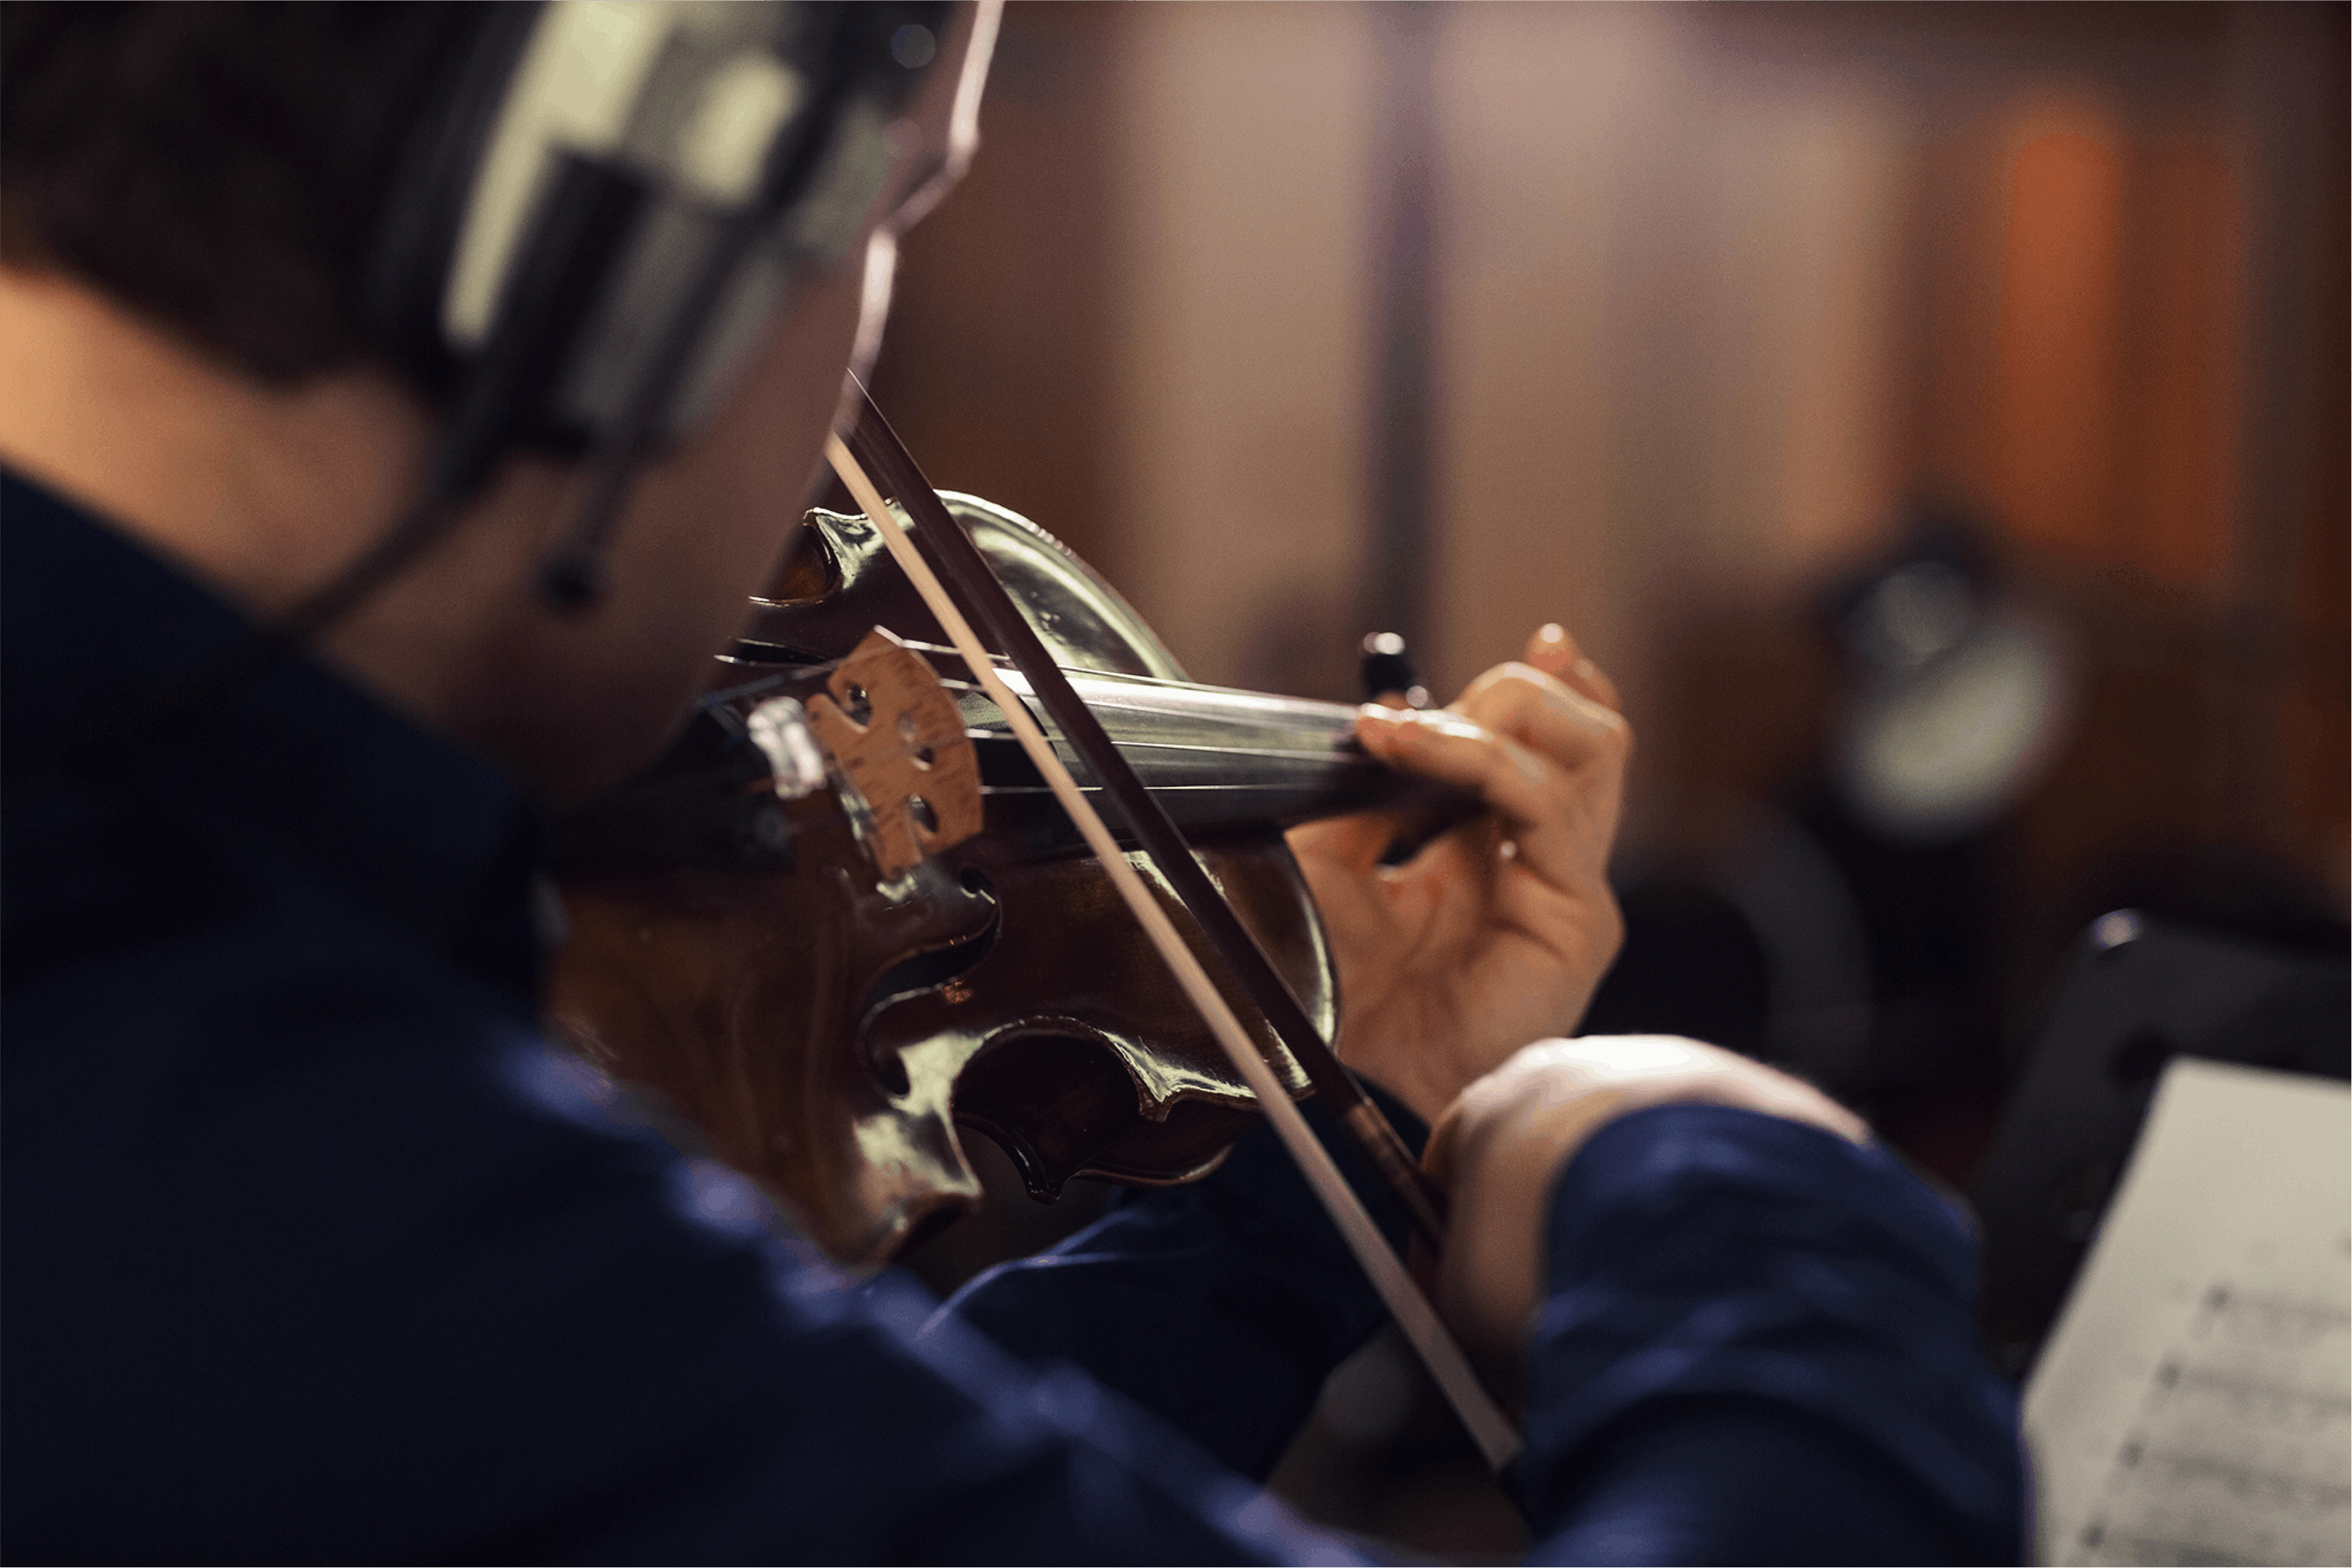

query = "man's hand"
[
  {"left": 1422, "top": 1036, "right": 1870, "bottom": 1379},
  {"left": 1286, "top": 624, "right": 1632, "bottom": 1124}
]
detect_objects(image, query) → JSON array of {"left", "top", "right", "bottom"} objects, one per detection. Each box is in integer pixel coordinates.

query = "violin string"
[
  {"left": 843, "top": 393, "right": 1451, "bottom": 1240},
  {"left": 732, "top": 671, "right": 1370, "bottom": 782},
  {"left": 823, "top": 433, "right": 1524, "bottom": 1471}
]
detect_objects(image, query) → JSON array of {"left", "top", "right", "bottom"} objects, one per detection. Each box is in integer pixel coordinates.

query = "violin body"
[{"left": 547, "top": 495, "right": 1444, "bottom": 1266}]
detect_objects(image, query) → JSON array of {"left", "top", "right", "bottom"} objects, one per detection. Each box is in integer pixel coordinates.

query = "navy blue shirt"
[{"left": 1, "top": 468, "right": 2022, "bottom": 1563}]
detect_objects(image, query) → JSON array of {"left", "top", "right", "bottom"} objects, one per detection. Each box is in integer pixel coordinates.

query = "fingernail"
[
  {"left": 1357, "top": 703, "right": 1405, "bottom": 728},
  {"left": 1529, "top": 624, "right": 1576, "bottom": 674}
]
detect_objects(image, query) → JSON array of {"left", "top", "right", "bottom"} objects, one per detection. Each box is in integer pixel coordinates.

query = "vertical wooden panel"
[
  {"left": 1360, "top": 3, "right": 1441, "bottom": 661},
  {"left": 1985, "top": 116, "right": 2126, "bottom": 558},
  {"left": 1898, "top": 119, "right": 2010, "bottom": 507},
  {"left": 2241, "top": 0, "right": 2348, "bottom": 891},
  {"left": 1435, "top": 3, "right": 1653, "bottom": 701},
  {"left": 1104, "top": 1, "right": 1374, "bottom": 694},
  {"left": 867, "top": 4, "right": 1123, "bottom": 570},
  {"left": 2115, "top": 137, "right": 2240, "bottom": 589},
  {"left": 1720, "top": 93, "right": 1909, "bottom": 580}
]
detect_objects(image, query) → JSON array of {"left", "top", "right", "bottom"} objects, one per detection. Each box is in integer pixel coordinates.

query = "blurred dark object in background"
[
  {"left": 1972, "top": 904, "right": 2350, "bottom": 1379},
  {"left": 1589, "top": 511, "right": 2043, "bottom": 1184},
  {"left": 1582, "top": 874, "right": 1776, "bottom": 1062},
  {"left": 1823, "top": 512, "right": 2072, "bottom": 847}
]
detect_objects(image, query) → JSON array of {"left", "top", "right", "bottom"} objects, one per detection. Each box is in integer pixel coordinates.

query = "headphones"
[
  {"left": 5, "top": 1, "right": 949, "bottom": 798},
  {"left": 354, "top": 0, "right": 949, "bottom": 608}
]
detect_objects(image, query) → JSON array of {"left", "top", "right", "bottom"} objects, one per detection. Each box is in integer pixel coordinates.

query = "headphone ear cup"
[
  {"left": 434, "top": 154, "right": 653, "bottom": 498},
  {"left": 359, "top": 1, "right": 545, "bottom": 401},
  {"left": 366, "top": 0, "right": 958, "bottom": 534}
]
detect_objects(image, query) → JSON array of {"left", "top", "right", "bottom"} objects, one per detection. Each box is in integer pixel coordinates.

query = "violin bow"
[{"left": 827, "top": 384, "right": 1522, "bottom": 1471}]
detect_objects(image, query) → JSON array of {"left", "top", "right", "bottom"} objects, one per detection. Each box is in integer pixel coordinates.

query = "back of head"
[{"left": 1, "top": 3, "right": 472, "bottom": 385}]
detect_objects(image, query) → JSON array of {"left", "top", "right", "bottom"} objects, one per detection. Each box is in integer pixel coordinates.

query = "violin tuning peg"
[{"left": 1359, "top": 631, "right": 1430, "bottom": 710}]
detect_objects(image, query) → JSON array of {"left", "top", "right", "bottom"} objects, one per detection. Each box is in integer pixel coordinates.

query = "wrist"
[{"left": 1422, "top": 1036, "right": 1869, "bottom": 1388}]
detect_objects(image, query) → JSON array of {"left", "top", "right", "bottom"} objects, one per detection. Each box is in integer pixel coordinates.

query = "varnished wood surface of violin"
[{"left": 547, "top": 495, "right": 1450, "bottom": 1267}]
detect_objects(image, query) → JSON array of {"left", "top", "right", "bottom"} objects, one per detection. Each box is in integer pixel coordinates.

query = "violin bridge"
[{"left": 805, "top": 627, "right": 983, "bottom": 878}]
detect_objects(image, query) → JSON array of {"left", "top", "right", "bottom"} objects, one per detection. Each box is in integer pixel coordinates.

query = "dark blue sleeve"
[
  {"left": 1512, "top": 1105, "right": 2026, "bottom": 1565},
  {"left": 929, "top": 1094, "right": 1424, "bottom": 1482},
  {"left": 2, "top": 978, "right": 1368, "bottom": 1564}
]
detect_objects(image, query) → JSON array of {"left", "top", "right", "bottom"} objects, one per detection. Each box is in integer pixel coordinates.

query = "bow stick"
[{"left": 826, "top": 385, "right": 1522, "bottom": 1471}]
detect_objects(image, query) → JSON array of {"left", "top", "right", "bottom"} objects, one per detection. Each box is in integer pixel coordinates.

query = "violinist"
[{"left": 0, "top": 3, "right": 2021, "bottom": 1562}]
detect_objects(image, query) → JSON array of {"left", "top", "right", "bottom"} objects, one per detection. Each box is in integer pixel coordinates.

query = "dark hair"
[{"left": 1, "top": 3, "right": 481, "bottom": 384}]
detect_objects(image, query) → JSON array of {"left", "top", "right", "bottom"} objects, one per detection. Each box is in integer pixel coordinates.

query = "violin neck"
[{"left": 956, "top": 660, "right": 1476, "bottom": 848}]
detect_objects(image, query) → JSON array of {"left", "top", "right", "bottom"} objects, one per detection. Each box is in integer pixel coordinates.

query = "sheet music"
[{"left": 2025, "top": 1058, "right": 2351, "bottom": 1567}]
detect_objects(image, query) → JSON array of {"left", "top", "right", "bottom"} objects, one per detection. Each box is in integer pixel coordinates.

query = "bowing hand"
[
  {"left": 1422, "top": 1035, "right": 1870, "bottom": 1377},
  {"left": 1285, "top": 624, "right": 1632, "bottom": 1124}
]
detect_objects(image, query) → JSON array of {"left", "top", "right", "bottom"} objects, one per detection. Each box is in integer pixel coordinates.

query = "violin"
[
  {"left": 546, "top": 487, "right": 1454, "bottom": 1265},
  {"left": 546, "top": 390, "right": 1519, "bottom": 1465}
]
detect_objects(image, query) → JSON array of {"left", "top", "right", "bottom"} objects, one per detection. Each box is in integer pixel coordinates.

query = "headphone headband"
[{"left": 366, "top": 0, "right": 945, "bottom": 472}]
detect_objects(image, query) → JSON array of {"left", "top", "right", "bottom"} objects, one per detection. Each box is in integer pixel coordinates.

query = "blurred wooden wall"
[
  {"left": 865, "top": 3, "right": 1124, "bottom": 575},
  {"left": 871, "top": 0, "right": 2347, "bottom": 932},
  {"left": 870, "top": 7, "right": 2345, "bottom": 1552}
]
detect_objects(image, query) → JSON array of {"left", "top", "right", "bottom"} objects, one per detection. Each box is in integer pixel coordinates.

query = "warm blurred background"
[{"left": 879, "top": 2, "right": 2347, "bottom": 1556}]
